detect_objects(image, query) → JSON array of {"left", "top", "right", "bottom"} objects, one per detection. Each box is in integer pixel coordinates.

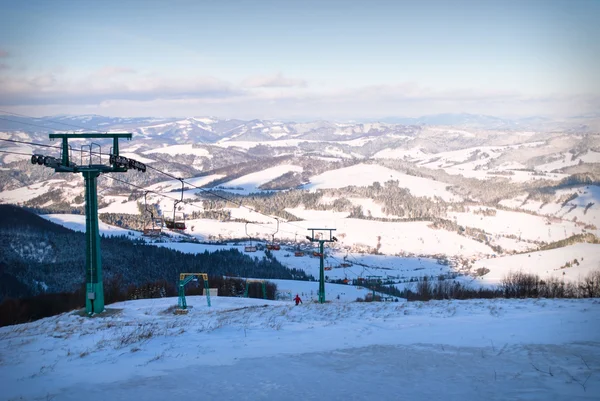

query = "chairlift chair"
[
  {"left": 266, "top": 218, "right": 281, "bottom": 251},
  {"left": 142, "top": 191, "right": 162, "bottom": 237},
  {"left": 165, "top": 179, "right": 186, "bottom": 230},
  {"left": 244, "top": 222, "right": 257, "bottom": 252}
]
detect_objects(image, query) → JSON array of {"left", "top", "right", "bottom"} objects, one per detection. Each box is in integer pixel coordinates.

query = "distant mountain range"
[{"left": 1, "top": 113, "right": 598, "bottom": 143}]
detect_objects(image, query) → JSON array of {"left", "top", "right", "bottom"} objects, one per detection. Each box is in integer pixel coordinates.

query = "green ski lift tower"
[
  {"left": 306, "top": 228, "right": 337, "bottom": 304},
  {"left": 32, "top": 133, "right": 145, "bottom": 315}
]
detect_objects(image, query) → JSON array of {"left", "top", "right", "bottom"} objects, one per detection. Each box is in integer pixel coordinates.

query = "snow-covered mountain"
[{"left": 1, "top": 113, "right": 599, "bottom": 286}]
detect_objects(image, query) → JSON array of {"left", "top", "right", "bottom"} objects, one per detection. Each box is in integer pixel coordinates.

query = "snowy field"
[
  {"left": 40, "top": 214, "right": 142, "bottom": 238},
  {"left": 1, "top": 296, "right": 599, "bottom": 401},
  {"left": 217, "top": 164, "right": 303, "bottom": 194},
  {"left": 474, "top": 243, "right": 600, "bottom": 284},
  {"left": 304, "top": 163, "right": 460, "bottom": 202}
]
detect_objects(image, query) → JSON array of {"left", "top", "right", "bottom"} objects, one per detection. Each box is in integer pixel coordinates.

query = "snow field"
[
  {"left": 143, "top": 144, "right": 213, "bottom": 158},
  {"left": 474, "top": 243, "right": 600, "bottom": 284},
  {"left": 305, "top": 163, "right": 460, "bottom": 202},
  {"left": 0, "top": 178, "right": 83, "bottom": 205},
  {"left": 448, "top": 207, "right": 589, "bottom": 244},
  {"left": 1, "top": 297, "right": 599, "bottom": 400},
  {"left": 40, "top": 214, "right": 142, "bottom": 239},
  {"left": 499, "top": 186, "right": 600, "bottom": 227},
  {"left": 218, "top": 164, "right": 303, "bottom": 194}
]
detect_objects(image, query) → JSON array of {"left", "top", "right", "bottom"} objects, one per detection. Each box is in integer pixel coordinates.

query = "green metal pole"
[
  {"left": 319, "top": 241, "right": 325, "bottom": 303},
  {"left": 204, "top": 278, "right": 211, "bottom": 307},
  {"left": 83, "top": 170, "right": 104, "bottom": 314},
  {"left": 61, "top": 138, "right": 69, "bottom": 167},
  {"left": 112, "top": 137, "right": 119, "bottom": 157},
  {"left": 178, "top": 283, "right": 186, "bottom": 309}
]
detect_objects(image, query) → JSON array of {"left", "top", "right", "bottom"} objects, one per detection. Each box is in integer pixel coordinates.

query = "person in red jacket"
[{"left": 294, "top": 294, "right": 302, "bottom": 305}]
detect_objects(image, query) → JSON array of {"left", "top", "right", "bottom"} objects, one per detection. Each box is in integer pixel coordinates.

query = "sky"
[{"left": 0, "top": 0, "right": 598, "bottom": 120}]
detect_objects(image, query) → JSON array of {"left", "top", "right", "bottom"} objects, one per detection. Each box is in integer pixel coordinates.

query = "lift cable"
[
  {"left": 102, "top": 174, "right": 299, "bottom": 237},
  {"left": 0, "top": 126, "right": 307, "bottom": 234}
]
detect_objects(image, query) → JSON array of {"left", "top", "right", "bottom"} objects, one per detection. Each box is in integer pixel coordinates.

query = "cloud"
[
  {"left": 94, "top": 66, "right": 137, "bottom": 77},
  {"left": 0, "top": 63, "right": 8, "bottom": 70},
  {"left": 0, "top": 67, "right": 597, "bottom": 119},
  {"left": 241, "top": 72, "right": 307, "bottom": 88},
  {"left": 0, "top": 50, "right": 8, "bottom": 58},
  {"left": 0, "top": 71, "right": 242, "bottom": 106}
]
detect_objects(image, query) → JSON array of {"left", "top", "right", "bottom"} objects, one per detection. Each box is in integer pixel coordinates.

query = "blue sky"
[{"left": 0, "top": 0, "right": 598, "bottom": 119}]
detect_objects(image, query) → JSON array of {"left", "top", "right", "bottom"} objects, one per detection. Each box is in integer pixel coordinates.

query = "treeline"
[
  {"left": 396, "top": 271, "right": 600, "bottom": 301},
  {"left": 0, "top": 205, "right": 310, "bottom": 301},
  {"left": 0, "top": 275, "right": 278, "bottom": 327}
]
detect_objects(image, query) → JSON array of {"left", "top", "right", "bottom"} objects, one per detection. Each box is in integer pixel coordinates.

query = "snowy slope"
[
  {"left": 0, "top": 179, "right": 83, "bottom": 205},
  {"left": 448, "top": 207, "right": 590, "bottom": 243},
  {"left": 499, "top": 186, "right": 600, "bottom": 227},
  {"left": 145, "top": 174, "right": 225, "bottom": 192},
  {"left": 40, "top": 214, "right": 141, "bottom": 238},
  {"left": 143, "top": 144, "right": 212, "bottom": 158},
  {"left": 306, "top": 163, "right": 459, "bottom": 201},
  {"left": 474, "top": 243, "right": 600, "bottom": 284},
  {"left": 1, "top": 297, "right": 599, "bottom": 400},
  {"left": 217, "top": 164, "right": 303, "bottom": 194}
]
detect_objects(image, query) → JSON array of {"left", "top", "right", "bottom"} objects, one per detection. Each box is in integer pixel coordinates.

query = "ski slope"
[{"left": 1, "top": 296, "right": 598, "bottom": 401}]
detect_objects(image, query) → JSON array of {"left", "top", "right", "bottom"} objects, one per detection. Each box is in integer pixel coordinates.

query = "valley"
[{"left": 1, "top": 114, "right": 599, "bottom": 298}]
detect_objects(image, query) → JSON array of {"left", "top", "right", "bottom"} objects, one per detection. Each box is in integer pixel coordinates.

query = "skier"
[{"left": 294, "top": 294, "right": 302, "bottom": 306}]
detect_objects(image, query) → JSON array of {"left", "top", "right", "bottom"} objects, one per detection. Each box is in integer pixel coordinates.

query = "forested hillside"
[{"left": 0, "top": 205, "right": 310, "bottom": 301}]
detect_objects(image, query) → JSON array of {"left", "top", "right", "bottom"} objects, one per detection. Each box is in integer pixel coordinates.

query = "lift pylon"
[
  {"left": 33, "top": 133, "right": 143, "bottom": 315},
  {"left": 306, "top": 228, "right": 337, "bottom": 304}
]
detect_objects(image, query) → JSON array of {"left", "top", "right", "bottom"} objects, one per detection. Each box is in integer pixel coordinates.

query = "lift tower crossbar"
[
  {"left": 45, "top": 133, "right": 135, "bottom": 315},
  {"left": 306, "top": 228, "right": 337, "bottom": 304}
]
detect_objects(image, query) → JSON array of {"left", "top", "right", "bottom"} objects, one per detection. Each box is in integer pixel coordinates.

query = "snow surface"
[
  {"left": 150, "top": 241, "right": 449, "bottom": 284},
  {"left": 143, "top": 144, "right": 212, "bottom": 158},
  {"left": 448, "top": 207, "right": 589, "bottom": 243},
  {"left": 118, "top": 152, "right": 156, "bottom": 164},
  {"left": 374, "top": 144, "right": 569, "bottom": 182},
  {"left": 1, "top": 297, "right": 599, "bottom": 400},
  {"left": 0, "top": 179, "right": 83, "bottom": 205},
  {"left": 145, "top": 174, "right": 224, "bottom": 192},
  {"left": 535, "top": 150, "right": 600, "bottom": 172},
  {"left": 474, "top": 243, "right": 600, "bottom": 284},
  {"left": 217, "top": 164, "right": 303, "bottom": 194},
  {"left": 499, "top": 186, "right": 600, "bottom": 227},
  {"left": 306, "top": 163, "right": 460, "bottom": 202},
  {"left": 40, "top": 214, "right": 141, "bottom": 238},
  {"left": 98, "top": 196, "right": 140, "bottom": 215}
]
